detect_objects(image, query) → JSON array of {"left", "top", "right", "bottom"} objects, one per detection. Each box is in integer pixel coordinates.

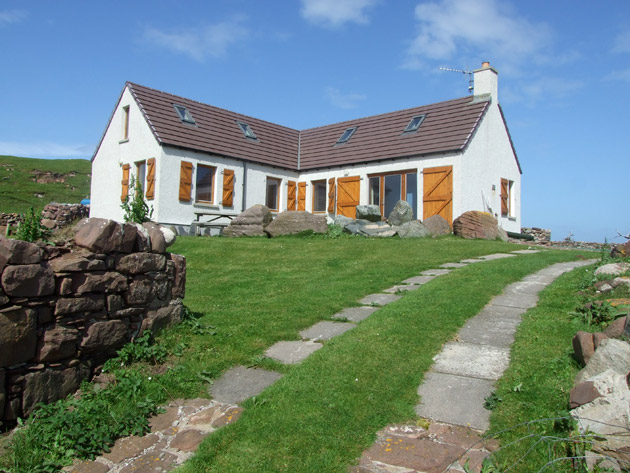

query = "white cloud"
[
  {"left": 143, "top": 17, "right": 249, "bottom": 61},
  {"left": 403, "top": 0, "right": 551, "bottom": 71},
  {"left": 0, "top": 141, "right": 93, "bottom": 159},
  {"left": 0, "top": 9, "right": 27, "bottom": 26},
  {"left": 612, "top": 29, "right": 630, "bottom": 54},
  {"left": 604, "top": 69, "right": 630, "bottom": 82},
  {"left": 300, "top": 0, "right": 379, "bottom": 28},
  {"left": 325, "top": 87, "right": 367, "bottom": 109}
]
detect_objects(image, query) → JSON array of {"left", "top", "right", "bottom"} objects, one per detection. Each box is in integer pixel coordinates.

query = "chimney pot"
[{"left": 482, "top": 61, "right": 490, "bottom": 68}]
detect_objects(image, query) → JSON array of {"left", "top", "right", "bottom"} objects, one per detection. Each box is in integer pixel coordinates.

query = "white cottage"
[{"left": 90, "top": 62, "right": 521, "bottom": 234}]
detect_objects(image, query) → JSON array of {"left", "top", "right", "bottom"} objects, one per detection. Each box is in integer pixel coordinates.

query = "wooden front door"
[
  {"left": 423, "top": 166, "right": 453, "bottom": 224},
  {"left": 336, "top": 176, "right": 360, "bottom": 218}
]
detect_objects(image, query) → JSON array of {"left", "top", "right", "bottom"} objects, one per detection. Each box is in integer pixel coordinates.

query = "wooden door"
[
  {"left": 297, "top": 182, "right": 306, "bottom": 211},
  {"left": 336, "top": 176, "right": 360, "bottom": 218},
  {"left": 287, "top": 180, "right": 297, "bottom": 210},
  {"left": 423, "top": 166, "right": 452, "bottom": 224}
]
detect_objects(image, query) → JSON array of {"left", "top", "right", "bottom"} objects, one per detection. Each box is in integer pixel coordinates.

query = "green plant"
[
  {"left": 569, "top": 300, "right": 617, "bottom": 327},
  {"left": 484, "top": 392, "right": 503, "bottom": 410},
  {"left": 14, "top": 206, "right": 51, "bottom": 243},
  {"left": 120, "top": 175, "right": 153, "bottom": 224}
]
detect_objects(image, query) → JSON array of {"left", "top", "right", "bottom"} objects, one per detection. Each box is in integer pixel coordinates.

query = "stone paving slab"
[
  {"left": 416, "top": 373, "right": 495, "bottom": 431},
  {"left": 511, "top": 249, "right": 541, "bottom": 254},
  {"left": 440, "top": 262, "right": 468, "bottom": 269},
  {"left": 299, "top": 321, "right": 355, "bottom": 341},
  {"left": 332, "top": 306, "right": 378, "bottom": 322},
  {"left": 477, "top": 253, "right": 516, "bottom": 260},
  {"left": 401, "top": 275, "right": 436, "bottom": 285},
  {"left": 210, "top": 366, "right": 283, "bottom": 404},
  {"left": 459, "top": 258, "right": 485, "bottom": 264},
  {"left": 359, "top": 293, "right": 402, "bottom": 306},
  {"left": 432, "top": 342, "right": 510, "bottom": 380},
  {"left": 458, "top": 314, "right": 520, "bottom": 348},
  {"left": 489, "top": 292, "right": 539, "bottom": 309},
  {"left": 474, "top": 304, "right": 526, "bottom": 321},
  {"left": 265, "top": 340, "right": 323, "bottom": 364},
  {"left": 502, "top": 280, "right": 548, "bottom": 295},
  {"left": 383, "top": 284, "right": 422, "bottom": 294},
  {"left": 420, "top": 268, "right": 451, "bottom": 276}
]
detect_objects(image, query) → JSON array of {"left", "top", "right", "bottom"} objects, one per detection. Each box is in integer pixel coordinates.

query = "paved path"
[{"left": 66, "top": 251, "right": 596, "bottom": 473}]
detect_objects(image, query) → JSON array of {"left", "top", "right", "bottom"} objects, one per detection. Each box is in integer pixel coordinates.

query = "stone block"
[
  {"left": 1, "top": 263, "right": 55, "bottom": 297},
  {"left": 55, "top": 294, "right": 105, "bottom": 315},
  {"left": 35, "top": 325, "right": 78, "bottom": 362},
  {"left": 141, "top": 303, "right": 182, "bottom": 335},
  {"left": 80, "top": 320, "right": 128, "bottom": 354},
  {"left": 74, "top": 218, "right": 128, "bottom": 253},
  {"left": 0, "top": 236, "right": 42, "bottom": 268},
  {"left": 125, "top": 277, "right": 156, "bottom": 305},
  {"left": 115, "top": 253, "right": 166, "bottom": 274},
  {"left": 71, "top": 271, "right": 128, "bottom": 294},
  {"left": 107, "top": 294, "right": 125, "bottom": 313},
  {"left": 169, "top": 253, "right": 186, "bottom": 299},
  {"left": 48, "top": 253, "right": 106, "bottom": 272},
  {"left": 170, "top": 429, "right": 208, "bottom": 452},
  {"left": 573, "top": 331, "right": 595, "bottom": 366},
  {"left": 142, "top": 222, "right": 166, "bottom": 253},
  {"left": 0, "top": 306, "right": 37, "bottom": 368},
  {"left": 210, "top": 366, "right": 283, "bottom": 404}
]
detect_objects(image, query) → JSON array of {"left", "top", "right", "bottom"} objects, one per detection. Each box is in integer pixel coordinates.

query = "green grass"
[
  {"left": 0, "top": 235, "right": 592, "bottom": 472},
  {"left": 486, "top": 261, "right": 600, "bottom": 472},
  {"left": 0, "top": 155, "right": 91, "bottom": 214}
]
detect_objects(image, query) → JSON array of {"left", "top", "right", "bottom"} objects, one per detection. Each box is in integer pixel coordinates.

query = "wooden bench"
[{"left": 191, "top": 212, "right": 237, "bottom": 236}]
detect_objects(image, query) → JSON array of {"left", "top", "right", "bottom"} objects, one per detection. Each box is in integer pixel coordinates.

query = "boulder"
[
  {"left": 0, "top": 306, "right": 37, "bottom": 368},
  {"left": 35, "top": 325, "right": 78, "bottom": 362},
  {"left": 453, "top": 211, "right": 508, "bottom": 241},
  {"left": 142, "top": 222, "right": 166, "bottom": 253},
  {"left": 355, "top": 205, "right": 381, "bottom": 222},
  {"left": 74, "top": 218, "right": 136, "bottom": 253},
  {"left": 80, "top": 320, "right": 128, "bottom": 354},
  {"left": 359, "top": 222, "right": 397, "bottom": 238},
  {"left": 1, "top": 263, "right": 55, "bottom": 297},
  {"left": 334, "top": 215, "right": 354, "bottom": 229},
  {"left": 343, "top": 219, "right": 370, "bottom": 236},
  {"left": 595, "top": 263, "right": 630, "bottom": 277},
  {"left": 395, "top": 220, "right": 430, "bottom": 239},
  {"left": 569, "top": 381, "right": 602, "bottom": 409},
  {"left": 575, "top": 338, "right": 630, "bottom": 384},
  {"left": 573, "top": 331, "right": 595, "bottom": 366},
  {"left": 223, "top": 205, "right": 272, "bottom": 237},
  {"left": 22, "top": 362, "right": 92, "bottom": 417},
  {"left": 0, "top": 237, "right": 42, "bottom": 269},
  {"left": 265, "top": 211, "right": 328, "bottom": 237},
  {"left": 387, "top": 200, "right": 413, "bottom": 226},
  {"left": 116, "top": 253, "right": 166, "bottom": 274},
  {"left": 132, "top": 223, "right": 151, "bottom": 252},
  {"left": 604, "top": 316, "right": 629, "bottom": 339},
  {"left": 423, "top": 214, "right": 452, "bottom": 237},
  {"left": 160, "top": 225, "right": 177, "bottom": 248}
]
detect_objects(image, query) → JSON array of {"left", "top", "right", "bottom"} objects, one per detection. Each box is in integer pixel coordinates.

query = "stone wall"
[
  {"left": 41, "top": 203, "right": 90, "bottom": 230},
  {"left": 0, "top": 218, "right": 186, "bottom": 425},
  {"left": 521, "top": 227, "right": 551, "bottom": 244}
]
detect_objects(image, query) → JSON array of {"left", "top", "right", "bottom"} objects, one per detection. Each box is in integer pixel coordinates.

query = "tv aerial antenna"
[{"left": 439, "top": 66, "right": 473, "bottom": 94}]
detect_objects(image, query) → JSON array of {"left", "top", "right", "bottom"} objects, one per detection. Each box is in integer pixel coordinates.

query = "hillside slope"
[{"left": 0, "top": 155, "right": 91, "bottom": 214}]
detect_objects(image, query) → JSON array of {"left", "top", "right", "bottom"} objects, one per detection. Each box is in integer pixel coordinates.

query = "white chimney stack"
[{"left": 473, "top": 61, "right": 498, "bottom": 103}]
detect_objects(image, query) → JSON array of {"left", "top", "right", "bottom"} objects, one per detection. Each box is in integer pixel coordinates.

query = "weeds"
[
  {"left": 120, "top": 176, "right": 154, "bottom": 224},
  {"left": 14, "top": 207, "right": 51, "bottom": 243}
]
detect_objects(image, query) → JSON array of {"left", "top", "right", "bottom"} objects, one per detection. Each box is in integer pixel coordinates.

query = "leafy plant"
[
  {"left": 484, "top": 392, "right": 503, "bottom": 410},
  {"left": 120, "top": 175, "right": 153, "bottom": 224},
  {"left": 14, "top": 206, "right": 51, "bottom": 243},
  {"left": 569, "top": 300, "right": 617, "bottom": 327}
]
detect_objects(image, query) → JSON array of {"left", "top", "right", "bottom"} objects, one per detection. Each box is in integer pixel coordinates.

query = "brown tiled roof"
[
  {"left": 299, "top": 97, "right": 490, "bottom": 170},
  {"left": 98, "top": 83, "right": 496, "bottom": 171},
  {"left": 127, "top": 82, "right": 299, "bottom": 169}
]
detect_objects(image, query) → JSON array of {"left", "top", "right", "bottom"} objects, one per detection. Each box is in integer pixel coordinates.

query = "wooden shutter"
[
  {"left": 336, "top": 176, "right": 360, "bottom": 218},
  {"left": 145, "top": 158, "right": 156, "bottom": 200},
  {"left": 297, "top": 182, "right": 306, "bottom": 211},
  {"left": 222, "top": 169, "right": 235, "bottom": 207},
  {"left": 179, "top": 161, "right": 193, "bottom": 201},
  {"left": 423, "top": 166, "right": 453, "bottom": 224},
  {"left": 120, "top": 164, "right": 130, "bottom": 202},
  {"left": 327, "top": 178, "right": 336, "bottom": 213},
  {"left": 500, "top": 178, "right": 509, "bottom": 216},
  {"left": 287, "top": 180, "right": 297, "bottom": 210}
]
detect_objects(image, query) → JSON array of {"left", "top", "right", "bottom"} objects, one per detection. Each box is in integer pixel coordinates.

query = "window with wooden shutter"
[
  {"left": 222, "top": 169, "right": 235, "bottom": 207},
  {"left": 297, "top": 182, "right": 306, "bottom": 211},
  {"left": 500, "top": 178, "right": 509, "bottom": 217},
  {"left": 179, "top": 161, "right": 193, "bottom": 201},
  {"left": 287, "top": 180, "right": 297, "bottom": 210},
  {"left": 146, "top": 158, "right": 156, "bottom": 200},
  {"left": 120, "top": 164, "right": 130, "bottom": 202},
  {"left": 327, "top": 177, "right": 336, "bottom": 213}
]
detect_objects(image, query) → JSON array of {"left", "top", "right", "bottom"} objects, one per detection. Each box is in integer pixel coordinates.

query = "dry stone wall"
[
  {"left": 41, "top": 203, "right": 90, "bottom": 230},
  {"left": 0, "top": 218, "right": 186, "bottom": 425}
]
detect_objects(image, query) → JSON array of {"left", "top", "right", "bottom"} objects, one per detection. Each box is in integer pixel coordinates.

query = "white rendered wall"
[
  {"left": 90, "top": 87, "right": 163, "bottom": 222},
  {"left": 459, "top": 100, "right": 521, "bottom": 233}
]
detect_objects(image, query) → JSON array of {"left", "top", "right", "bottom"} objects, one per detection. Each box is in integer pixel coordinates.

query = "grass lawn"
[
  {"left": 0, "top": 155, "right": 91, "bottom": 214},
  {"left": 0, "top": 235, "right": 593, "bottom": 472}
]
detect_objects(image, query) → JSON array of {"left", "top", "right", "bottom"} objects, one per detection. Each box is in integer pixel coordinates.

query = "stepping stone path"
[{"left": 65, "top": 249, "right": 597, "bottom": 473}]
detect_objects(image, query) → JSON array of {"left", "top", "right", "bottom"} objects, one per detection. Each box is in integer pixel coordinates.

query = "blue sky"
[{"left": 1, "top": 0, "right": 628, "bottom": 242}]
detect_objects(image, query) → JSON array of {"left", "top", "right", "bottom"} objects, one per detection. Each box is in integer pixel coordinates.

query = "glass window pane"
[
  {"left": 384, "top": 174, "right": 402, "bottom": 218},
  {"left": 196, "top": 165, "right": 214, "bottom": 202},
  {"left": 406, "top": 172, "right": 418, "bottom": 219},
  {"left": 313, "top": 181, "right": 326, "bottom": 212},
  {"left": 369, "top": 177, "right": 380, "bottom": 206},
  {"left": 136, "top": 162, "right": 146, "bottom": 196},
  {"left": 266, "top": 178, "right": 279, "bottom": 210}
]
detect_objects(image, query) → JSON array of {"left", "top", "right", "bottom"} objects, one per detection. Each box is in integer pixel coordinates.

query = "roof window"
[
  {"left": 336, "top": 127, "right": 357, "bottom": 144},
  {"left": 237, "top": 121, "right": 257, "bottom": 140},
  {"left": 403, "top": 114, "right": 426, "bottom": 133},
  {"left": 173, "top": 104, "right": 196, "bottom": 125}
]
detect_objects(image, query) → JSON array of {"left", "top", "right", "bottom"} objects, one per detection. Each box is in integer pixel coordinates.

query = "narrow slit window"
[
  {"left": 336, "top": 127, "right": 357, "bottom": 144},
  {"left": 237, "top": 121, "right": 257, "bottom": 140},
  {"left": 403, "top": 114, "right": 426, "bottom": 133},
  {"left": 121, "top": 106, "right": 130, "bottom": 141},
  {"left": 173, "top": 104, "right": 196, "bottom": 125}
]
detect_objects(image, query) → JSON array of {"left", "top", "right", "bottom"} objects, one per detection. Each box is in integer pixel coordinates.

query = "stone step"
[
  {"left": 299, "top": 321, "right": 355, "bottom": 341},
  {"left": 210, "top": 366, "right": 283, "bottom": 404}
]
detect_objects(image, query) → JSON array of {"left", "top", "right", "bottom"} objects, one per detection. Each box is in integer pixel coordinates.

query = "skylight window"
[
  {"left": 403, "top": 114, "right": 426, "bottom": 133},
  {"left": 237, "top": 121, "right": 257, "bottom": 140},
  {"left": 173, "top": 104, "right": 196, "bottom": 125},
  {"left": 336, "top": 127, "right": 357, "bottom": 144}
]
